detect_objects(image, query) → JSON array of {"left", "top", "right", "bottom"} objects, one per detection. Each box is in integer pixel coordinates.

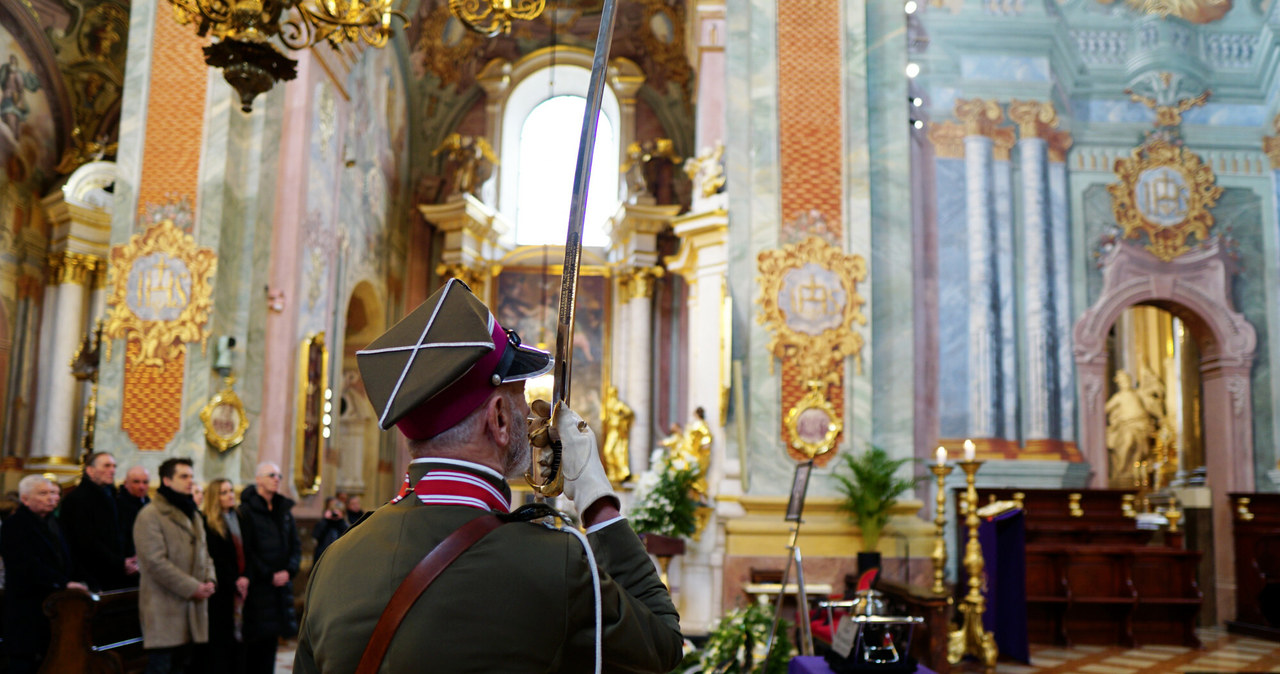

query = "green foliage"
[
  {"left": 832, "top": 444, "right": 922, "bottom": 551},
  {"left": 628, "top": 451, "right": 700, "bottom": 538},
  {"left": 695, "top": 602, "right": 793, "bottom": 674}
]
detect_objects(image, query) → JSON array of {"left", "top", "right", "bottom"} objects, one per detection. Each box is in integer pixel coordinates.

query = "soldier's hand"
[{"left": 554, "top": 403, "right": 617, "bottom": 513}]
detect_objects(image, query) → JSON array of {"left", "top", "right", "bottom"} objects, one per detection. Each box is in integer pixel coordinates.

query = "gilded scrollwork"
[
  {"left": 784, "top": 378, "right": 842, "bottom": 459},
  {"left": 201, "top": 376, "right": 250, "bottom": 452},
  {"left": 756, "top": 236, "right": 868, "bottom": 380},
  {"left": 102, "top": 220, "right": 218, "bottom": 367},
  {"left": 1107, "top": 138, "right": 1223, "bottom": 261}
]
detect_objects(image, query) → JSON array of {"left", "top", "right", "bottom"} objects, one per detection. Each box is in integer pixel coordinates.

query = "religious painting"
[
  {"left": 0, "top": 25, "right": 56, "bottom": 183},
  {"left": 784, "top": 460, "right": 814, "bottom": 522},
  {"left": 295, "top": 333, "right": 328, "bottom": 496},
  {"left": 494, "top": 266, "right": 610, "bottom": 438}
]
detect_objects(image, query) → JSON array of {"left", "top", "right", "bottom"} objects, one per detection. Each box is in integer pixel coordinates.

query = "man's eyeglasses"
[{"left": 261, "top": 472, "right": 282, "bottom": 479}]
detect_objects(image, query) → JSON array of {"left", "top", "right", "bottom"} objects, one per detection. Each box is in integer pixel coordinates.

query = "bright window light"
[{"left": 516, "top": 96, "right": 618, "bottom": 247}]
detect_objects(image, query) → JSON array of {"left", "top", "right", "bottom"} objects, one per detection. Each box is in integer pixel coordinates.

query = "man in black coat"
[
  {"left": 116, "top": 464, "right": 150, "bottom": 559},
  {"left": 1, "top": 475, "right": 89, "bottom": 674},
  {"left": 59, "top": 451, "right": 137, "bottom": 590},
  {"left": 239, "top": 461, "right": 301, "bottom": 674}
]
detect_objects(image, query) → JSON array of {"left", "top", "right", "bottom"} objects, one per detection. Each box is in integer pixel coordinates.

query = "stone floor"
[
  {"left": 274, "top": 627, "right": 1280, "bottom": 673},
  {"left": 969, "top": 627, "right": 1280, "bottom": 673}
]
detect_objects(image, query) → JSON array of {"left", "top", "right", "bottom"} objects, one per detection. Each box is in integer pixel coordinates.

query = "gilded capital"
[
  {"left": 927, "top": 122, "right": 965, "bottom": 159},
  {"left": 992, "top": 128, "right": 1016, "bottom": 161},
  {"left": 953, "top": 98, "right": 1004, "bottom": 137},
  {"left": 435, "top": 263, "right": 489, "bottom": 298},
  {"left": 1008, "top": 99, "right": 1059, "bottom": 140},
  {"left": 622, "top": 266, "right": 664, "bottom": 301},
  {"left": 1048, "top": 129, "right": 1074, "bottom": 163},
  {"left": 1264, "top": 135, "right": 1280, "bottom": 170},
  {"left": 47, "top": 251, "right": 104, "bottom": 287}
]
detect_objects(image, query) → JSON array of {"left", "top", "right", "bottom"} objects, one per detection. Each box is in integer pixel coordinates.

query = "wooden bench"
[
  {"left": 41, "top": 588, "right": 146, "bottom": 673},
  {"left": 970, "top": 488, "right": 1201, "bottom": 648}
]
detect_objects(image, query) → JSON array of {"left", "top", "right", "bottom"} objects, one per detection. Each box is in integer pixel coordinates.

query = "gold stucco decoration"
[
  {"left": 201, "top": 375, "right": 250, "bottom": 452},
  {"left": 103, "top": 219, "right": 218, "bottom": 366},
  {"left": 1108, "top": 138, "right": 1223, "bottom": 262},
  {"left": 756, "top": 236, "right": 868, "bottom": 380}
]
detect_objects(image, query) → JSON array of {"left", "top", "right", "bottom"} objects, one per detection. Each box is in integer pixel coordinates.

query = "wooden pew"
[
  {"left": 1227, "top": 492, "right": 1280, "bottom": 640},
  {"left": 968, "top": 488, "right": 1201, "bottom": 648},
  {"left": 40, "top": 588, "right": 145, "bottom": 674}
]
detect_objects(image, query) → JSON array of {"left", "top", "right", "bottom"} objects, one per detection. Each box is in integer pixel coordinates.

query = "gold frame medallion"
[
  {"left": 295, "top": 332, "right": 328, "bottom": 497},
  {"left": 102, "top": 219, "right": 218, "bottom": 365},
  {"left": 200, "top": 376, "right": 249, "bottom": 452},
  {"left": 1108, "top": 138, "right": 1223, "bottom": 262},
  {"left": 783, "top": 380, "right": 843, "bottom": 459},
  {"left": 756, "top": 235, "right": 868, "bottom": 380}
]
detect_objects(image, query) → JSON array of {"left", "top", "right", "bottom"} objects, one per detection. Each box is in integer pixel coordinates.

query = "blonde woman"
[{"left": 200, "top": 479, "right": 248, "bottom": 673}]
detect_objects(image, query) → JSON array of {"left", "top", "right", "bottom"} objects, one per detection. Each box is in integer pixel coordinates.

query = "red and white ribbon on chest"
[{"left": 391, "top": 469, "right": 510, "bottom": 513}]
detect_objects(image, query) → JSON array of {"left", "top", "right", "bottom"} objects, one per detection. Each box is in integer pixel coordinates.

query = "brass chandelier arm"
[{"left": 449, "top": 0, "right": 546, "bottom": 37}]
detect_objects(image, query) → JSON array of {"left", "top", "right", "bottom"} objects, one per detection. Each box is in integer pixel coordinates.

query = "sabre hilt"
[{"left": 525, "top": 399, "right": 565, "bottom": 498}]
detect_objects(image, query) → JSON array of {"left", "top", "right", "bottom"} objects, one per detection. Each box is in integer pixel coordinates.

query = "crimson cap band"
[{"left": 355, "top": 279, "right": 552, "bottom": 440}]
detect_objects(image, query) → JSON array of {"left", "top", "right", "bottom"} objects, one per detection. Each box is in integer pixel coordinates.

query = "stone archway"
[
  {"left": 1074, "top": 238, "right": 1256, "bottom": 624},
  {"left": 336, "top": 281, "right": 388, "bottom": 503}
]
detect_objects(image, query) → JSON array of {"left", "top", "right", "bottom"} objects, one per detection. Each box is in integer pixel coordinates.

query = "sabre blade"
[{"left": 528, "top": 0, "right": 619, "bottom": 500}]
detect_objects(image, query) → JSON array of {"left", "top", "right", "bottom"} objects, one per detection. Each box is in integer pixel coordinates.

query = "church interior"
[{"left": 5, "top": 0, "right": 1280, "bottom": 670}]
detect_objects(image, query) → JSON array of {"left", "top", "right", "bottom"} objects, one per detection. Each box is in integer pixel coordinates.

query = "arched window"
[
  {"left": 516, "top": 96, "right": 617, "bottom": 247},
  {"left": 499, "top": 58, "right": 622, "bottom": 248}
]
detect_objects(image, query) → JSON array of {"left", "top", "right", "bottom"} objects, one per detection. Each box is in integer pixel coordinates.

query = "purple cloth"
[
  {"left": 961, "top": 507, "right": 1030, "bottom": 663},
  {"left": 787, "top": 656, "right": 936, "bottom": 674}
]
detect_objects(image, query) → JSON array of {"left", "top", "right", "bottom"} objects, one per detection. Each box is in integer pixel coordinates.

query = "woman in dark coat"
[{"left": 197, "top": 478, "right": 248, "bottom": 673}]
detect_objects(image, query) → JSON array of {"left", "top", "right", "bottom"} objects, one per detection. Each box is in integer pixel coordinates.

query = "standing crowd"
[{"left": 0, "top": 453, "right": 312, "bottom": 674}]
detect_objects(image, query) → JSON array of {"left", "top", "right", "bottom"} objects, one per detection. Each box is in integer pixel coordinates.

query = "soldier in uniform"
[{"left": 295, "top": 279, "right": 682, "bottom": 673}]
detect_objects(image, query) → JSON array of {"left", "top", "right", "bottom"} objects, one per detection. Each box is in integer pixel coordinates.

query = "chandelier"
[
  {"left": 448, "top": 0, "right": 546, "bottom": 36},
  {"left": 169, "top": 0, "right": 408, "bottom": 112}
]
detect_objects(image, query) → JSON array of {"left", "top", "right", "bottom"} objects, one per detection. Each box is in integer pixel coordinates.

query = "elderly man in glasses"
[{"left": 238, "top": 462, "right": 301, "bottom": 673}]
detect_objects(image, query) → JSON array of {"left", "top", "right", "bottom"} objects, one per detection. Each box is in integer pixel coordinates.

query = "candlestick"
[
  {"left": 948, "top": 459, "right": 997, "bottom": 668},
  {"left": 929, "top": 462, "right": 955, "bottom": 595},
  {"left": 963, "top": 438, "right": 976, "bottom": 462}
]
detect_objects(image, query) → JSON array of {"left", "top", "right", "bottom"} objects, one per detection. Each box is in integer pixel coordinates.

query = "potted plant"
[
  {"left": 832, "top": 445, "right": 922, "bottom": 556},
  {"left": 628, "top": 449, "right": 700, "bottom": 556}
]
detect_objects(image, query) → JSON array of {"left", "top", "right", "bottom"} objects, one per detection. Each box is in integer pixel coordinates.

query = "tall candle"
[
  {"left": 963, "top": 439, "right": 976, "bottom": 462},
  {"left": 936, "top": 446, "right": 947, "bottom": 466}
]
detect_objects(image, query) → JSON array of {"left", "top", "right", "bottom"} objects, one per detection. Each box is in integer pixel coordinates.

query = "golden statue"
[
  {"left": 431, "top": 133, "right": 499, "bottom": 198},
  {"left": 601, "top": 385, "right": 633, "bottom": 484},
  {"left": 1105, "top": 370, "right": 1155, "bottom": 485},
  {"left": 670, "top": 407, "right": 712, "bottom": 501}
]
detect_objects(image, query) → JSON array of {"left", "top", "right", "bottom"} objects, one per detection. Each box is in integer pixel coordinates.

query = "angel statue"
[
  {"left": 431, "top": 133, "right": 499, "bottom": 199},
  {"left": 670, "top": 407, "right": 712, "bottom": 502},
  {"left": 601, "top": 384, "right": 634, "bottom": 484}
]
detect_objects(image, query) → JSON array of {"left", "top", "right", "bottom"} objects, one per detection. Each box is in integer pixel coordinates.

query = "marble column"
[
  {"left": 954, "top": 99, "right": 1003, "bottom": 438},
  {"left": 665, "top": 207, "right": 727, "bottom": 633},
  {"left": 992, "top": 129, "right": 1016, "bottom": 440},
  {"left": 607, "top": 203, "right": 679, "bottom": 478},
  {"left": 29, "top": 254, "right": 101, "bottom": 466},
  {"left": 1049, "top": 131, "right": 1074, "bottom": 442},
  {"left": 1010, "top": 100, "right": 1060, "bottom": 448},
  {"left": 926, "top": 123, "right": 968, "bottom": 437}
]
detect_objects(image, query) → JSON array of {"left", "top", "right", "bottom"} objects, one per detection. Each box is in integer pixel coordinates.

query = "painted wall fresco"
[{"left": 0, "top": 27, "right": 56, "bottom": 185}]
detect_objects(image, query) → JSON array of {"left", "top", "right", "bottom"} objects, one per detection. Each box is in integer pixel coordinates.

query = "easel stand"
[{"left": 766, "top": 523, "right": 814, "bottom": 656}]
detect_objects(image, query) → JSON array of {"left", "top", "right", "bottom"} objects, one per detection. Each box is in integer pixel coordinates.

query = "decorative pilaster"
[
  {"left": 954, "top": 99, "right": 1003, "bottom": 437},
  {"left": 928, "top": 122, "right": 969, "bottom": 437},
  {"left": 1010, "top": 100, "right": 1061, "bottom": 448},
  {"left": 419, "top": 194, "right": 511, "bottom": 303},
  {"left": 1049, "top": 130, "right": 1074, "bottom": 443}
]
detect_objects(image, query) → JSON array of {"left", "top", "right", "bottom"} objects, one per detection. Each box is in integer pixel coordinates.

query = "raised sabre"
[{"left": 526, "top": 0, "right": 620, "bottom": 499}]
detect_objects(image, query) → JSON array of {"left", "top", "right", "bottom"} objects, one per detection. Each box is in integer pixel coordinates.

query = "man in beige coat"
[{"left": 134, "top": 457, "right": 216, "bottom": 673}]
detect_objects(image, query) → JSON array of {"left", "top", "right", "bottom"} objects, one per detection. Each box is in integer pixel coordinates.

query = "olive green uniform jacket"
[{"left": 295, "top": 460, "right": 683, "bottom": 673}]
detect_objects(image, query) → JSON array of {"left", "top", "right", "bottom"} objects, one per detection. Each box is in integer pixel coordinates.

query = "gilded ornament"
[
  {"left": 1105, "top": 0, "right": 1233, "bottom": 24},
  {"left": 201, "top": 375, "right": 250, "bottom": 452},
  {"left": 1125, "top": 85, "right": 1209, "bottom": 128},
  {"left": 1008, "top": 100, "right": 1059, "bottom": 140},
  {"left": 102, "top": 220, "right": 218, "bottom": 367},
  {"left": 435, "top": 263, "right": 489, "bottom": 297},
  {"left": 295, "top": 333, "right": 328, "bottom": 496},
  {"left": 47, "top": 251, "right": 104, "bottom": 287},
  {"left": 449, "top": 0, "right": 546, "bottom": 36},
  {"left": 1107, "top": 138, "right": 1222, "bottom": 261},
  {"left": 991, "top": 128, "right": 1016, "bottom": 162},
  {"left": 926, "top": 122, "right": 965, "bottom": 159},
  {"left": 1048, "top": 129, "right": 1074, "bottom": 163},
  {"left": 417, "top": 5, "right": 485, "bottom": 89},
  {"left": 953, "top": 98, "right": 1004, "bottom": 137},
  {"left": 683, "top": 143, "right": 726, "bottom": 198},
  {"left": 756, "top": 236, "right": 868, "bottom": 380},
  {"left": 783, "top": 379, "right": 842, "bottom": 459}
]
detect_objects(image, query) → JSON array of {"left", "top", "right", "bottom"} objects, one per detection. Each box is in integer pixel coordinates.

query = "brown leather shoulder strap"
[{"left": 355, "top": 514, "right": 504, "bottom": 674}]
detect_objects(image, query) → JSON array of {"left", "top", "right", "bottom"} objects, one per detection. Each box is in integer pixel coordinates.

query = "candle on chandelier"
[
  {"left": 963, "top": 439, "right": 976, "bottom": 462},
  {"left": 936, "top": 446, "right": 947, "bottom": 466}
]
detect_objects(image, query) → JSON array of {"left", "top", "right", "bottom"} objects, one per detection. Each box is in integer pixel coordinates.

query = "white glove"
[{"left": 553, "top": 402, "right": 617, "bottom": 512}]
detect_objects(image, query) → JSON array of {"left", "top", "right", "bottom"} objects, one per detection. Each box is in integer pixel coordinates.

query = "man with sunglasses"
[{"left": 239, "top": 462, "right": 300, "bottom": 673}]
